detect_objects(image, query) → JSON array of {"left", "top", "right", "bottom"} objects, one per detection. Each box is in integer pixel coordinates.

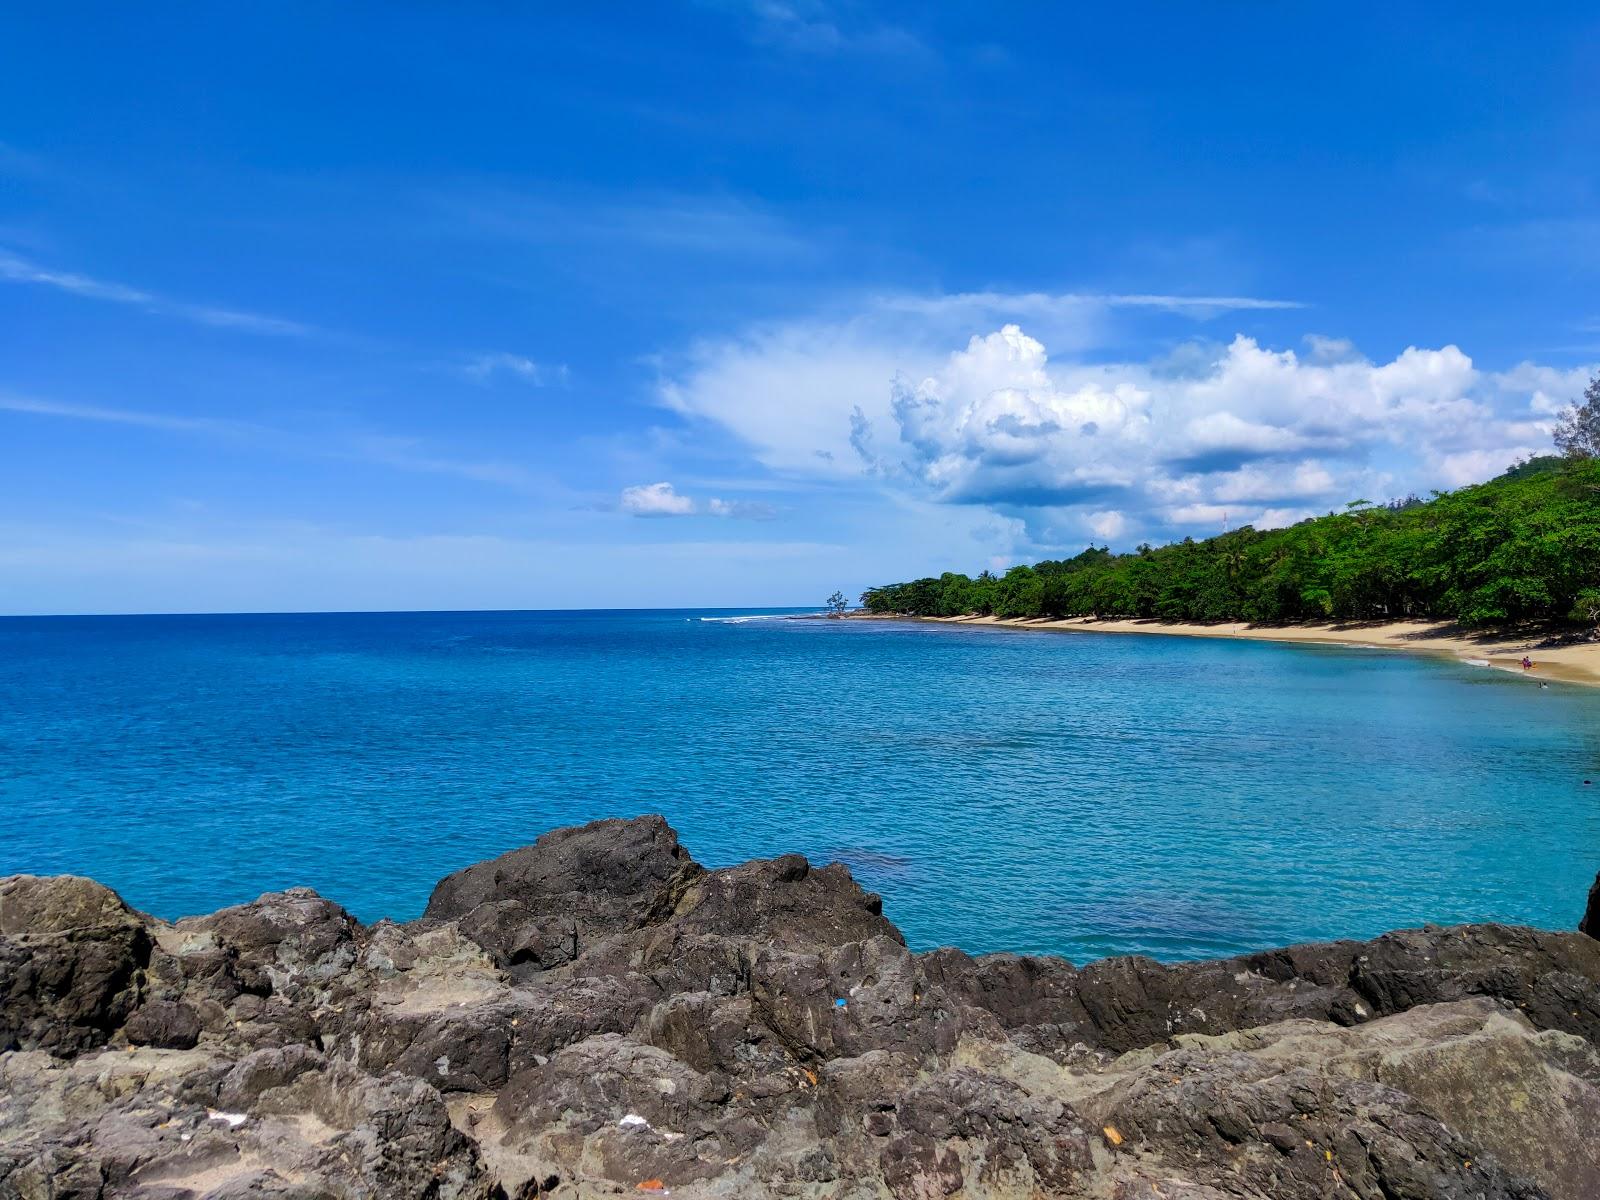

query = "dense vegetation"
[{"left": 861, "top": 457, "right": 1600, "bottom": 628}]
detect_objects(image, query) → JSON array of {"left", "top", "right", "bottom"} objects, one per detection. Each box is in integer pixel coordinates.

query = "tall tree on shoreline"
[{"left": 1555, "top": 372, "right": 1600, "bottom": 459}]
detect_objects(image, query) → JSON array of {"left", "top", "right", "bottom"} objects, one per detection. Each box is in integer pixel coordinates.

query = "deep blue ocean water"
[{"left": 3, "top": 608, "right": 1599, "bottom": 963}]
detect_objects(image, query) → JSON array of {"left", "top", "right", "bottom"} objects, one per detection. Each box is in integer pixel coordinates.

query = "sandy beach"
[{"left": 867, "top": 613, "right": 1600, "bottom": 687}]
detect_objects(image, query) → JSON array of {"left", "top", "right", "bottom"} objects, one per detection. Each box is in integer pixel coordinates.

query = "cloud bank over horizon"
[{"left": 661, "top": 305, "right": 1592, "bottom": 554}]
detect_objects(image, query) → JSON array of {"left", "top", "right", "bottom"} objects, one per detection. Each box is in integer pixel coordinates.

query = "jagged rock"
[
  {"left": 424, "top": 814, "right": 701, "bottom": 968},
  {"left": 747, "top": 934, "right": 964, "bottom": 1064},
  {"left": 1098, "top": 1045, "right": 1541, "bottom": 1199},
  {"left": 1582, "top": 870, "right": 1600, "bottom": 938},
  {"left": 5, "top": 815, "right": 1600, "bottom": 1198},
  {"left": 123, "top": 999, "right": 203, "bottom": 1050},
  {"left": 496, "top": 1033, "right": 727, "bottom": 1136},
  {"left": 1069, "top": 998, "right": 1588, "bottom": 1200},
  {"left": 343, "top": 916, "right": 659, "bottom": 1091},
  {"left": 640, "top": 991, "right": 792, "bottom": 1076},
  {"left": 0, "top": 1044, "right": 497, "bottom": 1199},
  {"left": 167, "top": 887, "right": 361, "bottom": 1000},
  {"left": 925, "top": 923, "right": 1600, "bottom": 1059},
  {"left": 663, "top": 853, "right": 900, "bottom": 950},
  {"left": 809, "top": 1049, "right": 1099, "bottom": 1197},
  {"left": 0, "top": 875, "right": 149, "bottom": 1056}
]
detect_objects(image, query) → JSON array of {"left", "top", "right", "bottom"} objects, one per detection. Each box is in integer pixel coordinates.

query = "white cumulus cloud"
[
  {"left": 620, "top": 482, "right": 697, "bottom": 517},
  {"left": 619, "top": 482, "right": 774, "bottom": 520},
  {"left": 657, "top": 289, "right": 1304, "bottom": 476},
  {"left": 864, "top": 326, "right": 1564, "bottom": 534},
  {"left": 659, "top": 297, "right": 1596, "bottom": 548}
]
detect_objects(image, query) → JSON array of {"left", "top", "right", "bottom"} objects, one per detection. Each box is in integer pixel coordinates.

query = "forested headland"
[{"left": 861, "top": 456, "right": 1600, "bottom": 628}]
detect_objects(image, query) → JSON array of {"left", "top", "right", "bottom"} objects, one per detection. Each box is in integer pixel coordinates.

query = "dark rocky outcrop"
[
  {"left": 424, "top": 814, "right": 702, "bottom": 969},
  {"left": 4, "top": 815, "right": 1600, "bottom": 1198},
  {"left": 0, "top": 875, "right": 150, "bottom": 1056},
  {"left": 1580, "top": 867, "right": 1600, "bottom": 938}
]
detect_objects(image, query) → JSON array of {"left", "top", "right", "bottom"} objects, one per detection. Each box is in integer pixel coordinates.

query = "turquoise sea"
[{"left": 3, "top": 609, "right": 1598, "bottom": 962}]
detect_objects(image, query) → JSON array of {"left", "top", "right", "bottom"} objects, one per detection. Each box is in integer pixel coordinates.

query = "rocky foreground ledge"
[{"left": 6, "top": 819, "right": 1600, "bottom": 1199}]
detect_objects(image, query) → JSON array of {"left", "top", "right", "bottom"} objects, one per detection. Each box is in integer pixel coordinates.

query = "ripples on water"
[{"left": 3, "top": 609, "right": 1598, "bottom": 962}]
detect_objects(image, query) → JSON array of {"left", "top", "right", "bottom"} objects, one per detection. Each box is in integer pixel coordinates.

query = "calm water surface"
[{"left": 3, "top": 609, "right": 1598, "bottom": 962}]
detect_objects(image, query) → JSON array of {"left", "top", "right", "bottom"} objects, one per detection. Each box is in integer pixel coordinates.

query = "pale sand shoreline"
[{"left": 850, "top": 612, "right": 1600, "bottom": 687}]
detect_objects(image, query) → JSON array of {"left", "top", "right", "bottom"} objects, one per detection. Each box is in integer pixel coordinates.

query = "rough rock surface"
[
  {"left": 1581, "top": 871, "right": 1600, "bottom": 939},
  {"left": 4, "top": 821, "right": 1600, "bottom": 1199}
]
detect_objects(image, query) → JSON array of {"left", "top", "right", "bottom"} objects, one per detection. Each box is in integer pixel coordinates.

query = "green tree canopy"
[{"left": 859, "top": 458, "right": 1600, "bottom": 629}]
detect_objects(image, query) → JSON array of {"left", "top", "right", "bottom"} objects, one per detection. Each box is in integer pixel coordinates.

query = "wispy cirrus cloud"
[
  {"left": 0, "top": 393, "right": 255, "bottom": 436},
  {"left": 735, "top": 1, "right": 929, "bottom": 58},
  {"left": 342, "top": 435, "right": 538, "bottom": 489},
  {"left": 881, "top": 291, "right": 1306, "bottom": 320},
  {"left": 463, "top": 352, "right": 570, "bottom": 386},
  {"left": 0, "top": 391, "right": 537, "bottom": 490},
  {"left": 431, "top": 188, "right": 814, "bottom": 261},
  {"left": 0, "top": 249, "right": 312, "bottom": 336}
]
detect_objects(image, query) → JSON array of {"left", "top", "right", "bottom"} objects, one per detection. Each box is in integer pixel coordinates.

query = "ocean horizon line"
[{"left": 0, "top": 603, "right": 825, "bottom": 621}]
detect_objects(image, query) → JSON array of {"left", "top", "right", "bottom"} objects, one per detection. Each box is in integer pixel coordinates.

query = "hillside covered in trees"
[{"left": 861, "top": 457, "right": 1600, "bottom": 628}]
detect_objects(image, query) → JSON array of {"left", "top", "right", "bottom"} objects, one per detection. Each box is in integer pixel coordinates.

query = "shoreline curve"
[{"left": 846, "top": 611, "right": 1600, "bottom": 687}]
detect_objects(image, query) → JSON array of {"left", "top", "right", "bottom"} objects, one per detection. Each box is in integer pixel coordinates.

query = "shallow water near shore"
[{"left": 4, "top": 608, "right": 1599, "bottom": 962}]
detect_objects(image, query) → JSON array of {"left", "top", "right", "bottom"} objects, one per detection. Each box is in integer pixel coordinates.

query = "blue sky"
[{"left": 2, "top": 3, "right": 1597, "bottom": 614}]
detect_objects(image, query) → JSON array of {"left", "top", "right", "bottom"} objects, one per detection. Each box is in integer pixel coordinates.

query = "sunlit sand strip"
[{"left": 898, "top": 614, "right": 1600, "bottom": 688}]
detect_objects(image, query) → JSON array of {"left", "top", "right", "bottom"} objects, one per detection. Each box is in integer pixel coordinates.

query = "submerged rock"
[{"left": 3, "top": 814, "right": 1600, "bottom": 1198}]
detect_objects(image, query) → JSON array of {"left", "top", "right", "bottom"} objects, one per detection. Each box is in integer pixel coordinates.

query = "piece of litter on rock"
[
  {"left": 636, "top": 1180, "right": 667, "bottom": 1193},
  {"left": 619, "top": 1113, "right": 651, "bottom": 1129},
  {"left": 206, "top": 1109, "right": 247, "bottom": 1128},
  {"left": 1102, "top": 1125, "right": 1123, "bottom": 1147},
  {"left": 834, "top": 998, "right": 847, "bottom": 1008}
]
